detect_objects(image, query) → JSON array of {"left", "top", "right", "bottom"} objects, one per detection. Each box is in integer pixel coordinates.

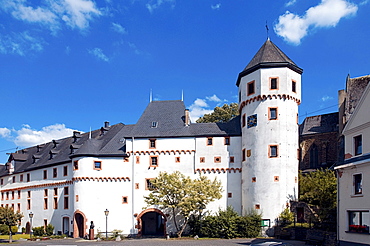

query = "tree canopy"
[
  {"left": 0, "top": 206, "right": 23, "bottom": 243},
  {"left": 196, "top": 103, "right": 239, "bottom": 123},
  {"left": 144, "top": 171, "right": 223, "bottom": 237}
]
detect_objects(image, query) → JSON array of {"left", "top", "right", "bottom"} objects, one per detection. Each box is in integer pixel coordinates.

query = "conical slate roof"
[{"left": 236, "top": 39, "right": 303, "bottom": 86}]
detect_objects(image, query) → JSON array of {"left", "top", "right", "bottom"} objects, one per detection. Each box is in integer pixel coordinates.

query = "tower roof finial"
[{"left": 266, "top": 21, "right": 269, "bottom": 40}]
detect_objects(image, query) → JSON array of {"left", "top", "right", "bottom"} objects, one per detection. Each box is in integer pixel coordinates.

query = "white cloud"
[
  {"left": 111, "top": 22, "right": 127, "bottom": 34},
  {"left": 89, "top": 47, "right": 109, "bottom": 62},
  {"left": 285, "top": 0, "right": 297, "bottom": 7},
  {"left": 128, "top": 42, "right": 144, "bottom": 55},
  {"left": 146, "top": 0, "right": 175, "bottom": 13},
  {"left": 0, "top": 32, "right": 45, "bottom": 56},
  {"left": 211, "top": 3, "right": 221, "bottom": 10},
  {"left": 0, "top": 0, "right": 102, "bottom": 32},
  {"left": 274, "top": 0, "right": 358, "bottom": 45},
  {"left": 0, "top": 124, "right": 78, "bottom": 148},
  {"left": 321, "top": 95, "right": 333, "bottom": 101},
  {"left": 0, "top": 128, "right": 11, "bottom": 138},
  {"left": 206, "top": 94, "right": 222, "bottom": 102},
  {"left": 188, "top": 95, "right": 229, "bottom": 122}
]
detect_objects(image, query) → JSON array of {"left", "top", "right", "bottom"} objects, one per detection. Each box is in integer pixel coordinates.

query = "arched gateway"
[
  {"left": 73, "top": 210, "right": 87, "bottom": 238},
  {"left": 137, "top": 208, "right": 166, "bottom": 237}
]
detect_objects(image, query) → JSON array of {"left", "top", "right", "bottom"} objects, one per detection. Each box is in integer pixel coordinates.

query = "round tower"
[{"left": 236, "top": 39, "right": 303, "bottom": 230}]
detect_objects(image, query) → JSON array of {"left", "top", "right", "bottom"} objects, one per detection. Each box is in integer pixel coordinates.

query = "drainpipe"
[{"left": 131, "top": 137, "right": 135, "bottom": 235}]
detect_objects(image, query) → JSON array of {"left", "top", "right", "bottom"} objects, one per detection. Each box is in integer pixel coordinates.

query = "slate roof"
[
  {"left": 236, "top": 39, "right": 303, "bottom": 86},
  {"left": 0, "top": 100, "right": 241, "bottom": 176},
  {"left": 299, "top": 112, "right": 339, "bottom": 136}
]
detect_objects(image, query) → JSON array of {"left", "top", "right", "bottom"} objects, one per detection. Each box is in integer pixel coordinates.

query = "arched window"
[{"left": 309, "top": 144, "right": 319, "bottom": 169}]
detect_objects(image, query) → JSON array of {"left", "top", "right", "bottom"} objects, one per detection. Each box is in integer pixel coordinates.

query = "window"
[
  {"left": 150, "top": 156, "right": 158, "bottom": 167},
  {"left": 76, "top": 195, "right": 79, "bottom": 202},
  {"left": 12, "top": 176, "right": 15, "bottom": 183},
  {"left": 20, "top": 175, "right": 23, "bottom": 182},
  {"left": 228, "top": 193, "right": 232, "bottom": 198},
  {"left": 247, "top": 114, "right": 257, "bottom": 128},
  {"left": 224, "top": 137, "right": 230, "bottom": 145},
  {"left": 200, "top": 157, "right": 205, "bottom": 163},
  {"left": 207, "top": 137, "right": 213, "bottom": 146},
  {"left": 214, "top": 157, "right": 221, "bottom": 163},
  {"left": 269, "top": 145, "right": 278, "bottom": 158},
  {"left": 53, "top": 197, "right": 58, "bottom": 209},
  {"left": 27, "top": 199, "right": 31, "bottom": 210},
  {"left": 354, "top": 135, "right": 362, "bottom": 156},
  {"left": 354, "top": 174, "right": 362, "bottom": 195},
  {"left": 292, "top": 80, "right": 297, "bottom": 93},
  {"left": 27, "top": 191, "right": 31, "bottom": 198},
  {"left": 274, "top": 176, "right": 280, "bottom": 182},
  {"left": 0, "top": 179, "right": 3, "bottom": 185},
  {"left": 27, "top": 173, "right": 30, "bottom": 182},
  {"left": 17, "top": 203, "right": 20, "bottom": 212},
  {"left": 64, "top": 187, "right": 69, "bottom": 195},
  {"left": 44, "top": 189, "right": 48, "bottom": 197},
  {"left": 175, "top": 157, "right": 180, "bottom": 163},
  {"left": 145, "top": 179, "right": 155, "bottom": 190},
  {"left": 149, "top": 139, "right": 156, "bottom": 149},
  {"left": 6, "top": 192, "right": 9, "bottom": 200},
  {"left": 269, "top": 107, "right": 278, "bottom": 120},
  {"left": 242, "top": 114, "right": 246, "bottom": 127},
  {"left": 247, "top": 149, "right": 251, "bottom": 158},
  {"left": 135, "top": 183, "right": 139, "bottom": 189},
  {"left": 17, "top": 190, "right": 20, "bottom": 199},
  {"left": 247, "top": 81, "right": 255, "bottom": 96},
  {"left": 54, "top": 188, "right": 58, "bottom": 196},
  {"left": 1, "top": 193, "right": 3, "bottom": 200},
  {"left": 270, "top": 77, "right": 278, "bottom": 90},
  {"left": 43, "top": 170, "right": 47, "bottom": 179},
  {"left": 73, "top": 161, "right": 79, "bottom": 170},
  {"left": 44, "top": 198, "right": 48, "bottom": 210},
  {"left": 252, "top": 177, "right": 256, "bottom": 182},
  {"left": 53, "top": 168, "right": 57, "bottom": 178},
  {"left": 63, "top": 166, "right": 68, "bottom": 176},
  {"left": 255, "top": 204, "right": 260, "bottom": 209},
  {"left": 230, "top": 156, "right": 234, "bottom": 163},
  {"left": 136, "top": 156, "right": 140, "bottom": 164},
  {"left": 94, "top": 161, "right": 102, "bottom": 170},
  {"left": 151, "top": 121, "right": 158, "bottom": 128},
  {"left": 11, "top": 191, "right": 14, "bottom": 200},
  {"left": 348, "top": 211, "right": 369, "bottom": 233},
  {"left": 122, "top": 196, "right": 128, "bottom": 204},
  {"left": 64, "top": 197, "right": 69, "bottom": 209},
  {"left": 242, "top": 149, "right": 246, "bottom": 161}
]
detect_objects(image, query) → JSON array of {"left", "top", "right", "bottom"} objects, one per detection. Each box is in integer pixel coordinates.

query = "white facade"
[
  {"left": 0, "top": 39, "right": 301, "bottom": 238},
  {"left": 335, "top": 82, "right": 370, "bottom": 246}
]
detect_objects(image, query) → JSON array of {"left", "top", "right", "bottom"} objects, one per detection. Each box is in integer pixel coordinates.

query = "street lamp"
[
  {"left": 29, "top": 212, "right": 34, "bottom": 239},
  {"left": 104, "top": 209, "right": 109, "bottom": 239}
]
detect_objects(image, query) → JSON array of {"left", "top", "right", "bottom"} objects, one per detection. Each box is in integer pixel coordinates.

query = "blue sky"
[{"left": 0, "top": 0, "right": 369, "bottom": 164}]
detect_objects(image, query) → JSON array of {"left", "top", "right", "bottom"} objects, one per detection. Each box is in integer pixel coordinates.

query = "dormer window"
[
  {"left": 52, "top": 140, "right": 59, "bottom": 148},
  {"left": 151, "top": 121, "right": 158, "bottom": 128}
]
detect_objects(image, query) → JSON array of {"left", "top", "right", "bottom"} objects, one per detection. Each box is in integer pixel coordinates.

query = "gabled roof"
[
  {"left": 236, "top": 39, "right": 303, "bottom": 86},
  {"left": 0, "top": 100, "right": 241, "bottom": 176},
  {"left": 299, "top": 112, "right": 339, "bottom": 136}
]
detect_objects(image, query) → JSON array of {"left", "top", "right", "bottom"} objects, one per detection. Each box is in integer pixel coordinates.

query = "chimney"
[
  {"left": 184, "top": 109, "right": 190, "bottom": 126},
  {"left": 104, "top": 121, "right": 110, "bottom": 128}
]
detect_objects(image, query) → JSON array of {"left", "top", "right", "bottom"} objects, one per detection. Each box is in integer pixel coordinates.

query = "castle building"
[{"left": 0, "top": 39, "right": 301, "bottom": 237}]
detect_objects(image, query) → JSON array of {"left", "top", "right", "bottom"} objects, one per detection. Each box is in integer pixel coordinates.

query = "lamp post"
[
  {"left": 29, "top": 212, "right": 34, "bottom": 239},
  {"left": 104, "top": 209, "right": 109, "bottom": 239}
]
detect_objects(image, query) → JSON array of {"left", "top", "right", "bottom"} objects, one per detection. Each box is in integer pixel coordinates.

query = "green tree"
[
  {"left": 299, "top": 168, "right": 337, "bottom": 223},
  {"left": 0, "top": 206, "right": 23, "bottom": 243},
  {"left": 144, "top": 171, "right": 223, "bottom": 237},
  {"left": 196, "top": 103, "right": 239, "bottom": 123}
]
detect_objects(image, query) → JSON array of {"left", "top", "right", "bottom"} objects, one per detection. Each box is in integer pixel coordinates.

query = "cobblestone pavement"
[{"left": 2, "top": 238, "right": 306, "bottom": 246}]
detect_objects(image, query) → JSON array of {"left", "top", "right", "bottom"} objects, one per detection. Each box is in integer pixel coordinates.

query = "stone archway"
[
  {"left": 137, "top": 208, "right": 166, "bottom": 237},
  {"left": 73, "top": 210, "right": 87, "bottom": 238}
]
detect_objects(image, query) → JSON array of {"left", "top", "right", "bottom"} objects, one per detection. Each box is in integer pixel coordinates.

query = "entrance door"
[
  {"left": 25, "top": 222, "right": 31, "bottom": 234},
  {"left": 74, "top": 213, "right": 85, "bottom": 238},
  {"left": 62, "top": 217, "right": 69, "bottom": 236},
  {"left": 141, "top": 211, "right": 164, "bottom": 236}
]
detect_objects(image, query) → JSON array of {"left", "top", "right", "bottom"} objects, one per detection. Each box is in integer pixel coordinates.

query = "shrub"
[
  {"left": 45, "top": 224, "right": 54, "bottom": 236},
  {"left": 199, "top": 207, "right": 261, "bottom": 239},
  {"left": 0, "top": 225, "right": 18, "bottom": 235},
  {"left": 32, "top": 226, "right": 45, "bottom": 237},
  {"left": 111, "top": 229, "right": 122, "bottom": 238},
  {"left": 278, "top": 208, "right": 294, "bottom": 226}
]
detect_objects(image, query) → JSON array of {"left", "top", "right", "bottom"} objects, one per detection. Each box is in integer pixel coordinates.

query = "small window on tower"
[
  {"left": 269, "top": 145, "right": 278, "bottom": 158},
  {"left": 269, "top": 107, "right": 278, "bottom": 120},
  {"left": 292, "top": 80, "right": 297, "bottom": 93},
  {"left": 150, "top": 156, "right": 158, "bottom": 167},
  {"left": 270, "top": 77, "right": 278, "bottom": 90},
  {"left": 207, "top": 137, "right": 213, "bottom": 146},
  {"left": 149, "top": 139, "right": 156, "bottom": 149},
  {"left": 247, "top": 81, "right": 255, "bottom": 96}
]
